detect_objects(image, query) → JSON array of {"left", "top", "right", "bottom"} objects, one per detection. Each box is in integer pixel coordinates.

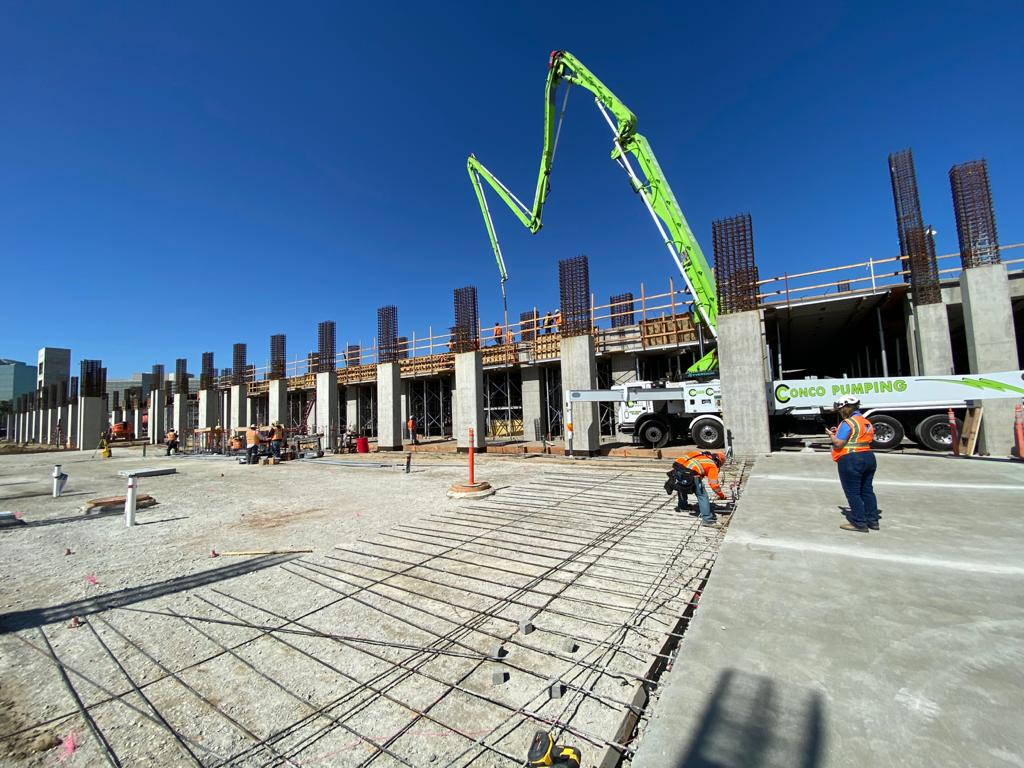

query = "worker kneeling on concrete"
[
  {"left": 245, "top": 424, "right": 261, "bottom": 465},
  {"left": 665, "top": 450, "right": 726, "bottom": 526},
  {"left": 165, "top": 429, "right": 179, "bottom": 456}
]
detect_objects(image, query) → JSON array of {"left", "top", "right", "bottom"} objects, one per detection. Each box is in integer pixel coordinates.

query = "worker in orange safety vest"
[
  {"left": 666, "top": 450, "right": 727, "bottom": 526},
  {"left": 270, "top": 422, "right": 285, "bottom": 459},
  {"left": 827, "top": 395, "right": 879, "bottom": 532},
  {"left": 245, "top": 424, "right": 261, "bottom": 465}
]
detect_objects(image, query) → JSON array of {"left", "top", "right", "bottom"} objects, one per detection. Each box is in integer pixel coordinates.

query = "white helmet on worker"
[{"left": 832, "top": 395, "right": 860, "bottom": 410}]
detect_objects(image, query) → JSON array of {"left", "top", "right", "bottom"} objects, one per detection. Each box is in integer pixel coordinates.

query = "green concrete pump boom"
[{"left": 467, "top": 50, "right": 720, "bottom": 373}]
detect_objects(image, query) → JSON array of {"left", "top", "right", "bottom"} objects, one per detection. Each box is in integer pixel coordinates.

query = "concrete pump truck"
[{"left": 466, "top": 51, "right": 1024, "bottom": 453}]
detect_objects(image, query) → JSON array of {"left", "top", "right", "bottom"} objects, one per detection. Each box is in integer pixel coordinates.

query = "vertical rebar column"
[
  {"left": 950, "top": 159, "right": 1000, "bottom": 268},
  {"left": 270, "top": 334, "right": 286, "bottom": 380},
  {"left": 453, "top": 286, "right": 479, "bottom": 352},
  {"left": 559, "top": 255, "right": 591, "bottom": 337},
  {"left": 318, "top": 321, "right": 337, "bottom": 372},
  {"left": 888, "top": 149, "right": 941, "bottom": 304},
  {"left": 174, "top": 359, "right": 188, "bottom": 395},
  {"left": 377, "top": 305, "right": 399, "bottom": 363},
  {"left": 519, "top": 310, "right": 539, "bottom": 342},
  {"left": 111, "top": 390, "right": 119, "bottom": 411},
  {"left": 69, "top": 377, "right": 79, "bottom": 400},
  {"left": 609, "top": 293, "right": 635, "bottom": 327},
  {"left": 232, "top": 344, "right": 247, "bottom": 385},
  {"left": 712, "top": 213, "right": 760, "bottom": 314},
  {"left": 345, "top": 344, "right": 361, "bottom": 367},
  {"left": 397, "top": 336, "right": 409, "bottom": 359},
  {"left": 151, "top": 364, "right": 165, "bottom": 391},
  {"left": 80, "top": 360, "right": 104, "bottom": 398},
  {"left": 200, "top": 352, "right": 215, "bottom": 390}
]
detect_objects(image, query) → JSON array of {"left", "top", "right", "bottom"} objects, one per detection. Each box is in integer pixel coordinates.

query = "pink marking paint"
[
  {"left": 84, "top": 574, "right": 98, "bottom": 586},
  {"left": 58, "top": 732, "right": 78, "bottom": 760}
]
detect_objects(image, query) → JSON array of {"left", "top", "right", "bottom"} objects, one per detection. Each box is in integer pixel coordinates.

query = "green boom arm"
[{"left": 467, "top": 50, "right": 719, "bottom": 373}]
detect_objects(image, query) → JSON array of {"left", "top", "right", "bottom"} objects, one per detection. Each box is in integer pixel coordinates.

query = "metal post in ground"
[
  {"left": 125, "top": 477, "right": 138, "bottom": 527},
  {"left": 447, "top": 426, "right": 493, "bottom": 499}
]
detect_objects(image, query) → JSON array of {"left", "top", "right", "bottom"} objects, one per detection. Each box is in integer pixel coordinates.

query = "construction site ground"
[
  {"left": 633, "top": 450, "right": 1024, "bottom": 768},
  {"left": 0, "top": 446, "right": 751, "bottom": 767}
]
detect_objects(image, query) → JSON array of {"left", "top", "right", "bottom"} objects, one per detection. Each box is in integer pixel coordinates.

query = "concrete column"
[
  {"left": 45, "top": 408, "right": 55, "bottom": 443},
  {"left": 67, "top": 400, "right": 78, "bottom": 448},
  {"left": 521, "top": 365, "right": 544, "bottom": 441},
  {"left": 610, "top": 353, "right": 638, "bottom": 385},
  {"left": 132, "top": 407, "right": 144, "bottom": 441},
  {"left": 149, "top": 391, "right": 165, "bottom": 444},
  {"left": 376, "top": 363, "right": 403, "bottom": 450},
  {"left": 560, "top": 335, "right": 599, "bottom": 456},
  {"left": 345, "top": 387, "right": 359, "bottom": 434},
  {"left": 903, "top": 298, "right": 919, "bottom": 376},
  {"left": 78, "top": 397, "right": 105, "bottom": 451},
  {"left": 172, "top": 393, "right": 189, "bottom": 444},
  {"left": 960, "top": 263, "right": 1021, "bottom": 455},
  {"left": 718, "top": 310, "right": 772, "bottom": 456},
  {"left": 246, "top": 397, "right": 257, "bottom": 428},
  {"left": 454, "top": 352, "right": 486, "bottom": 452},
  {"left": 913, "top": 302, "right": 954, "bottom": 375},
  {"left": 268, "top": 379, "right": 288, "bottom": 426},
  {"left": 316, "top": 372, "right": 339, "bottom": 450},
  {"left": 228, "top": 385, "right": 247, "bottom": 433},
  {"left": 198, "top": 389, "right": 219, "bottom": 429}
]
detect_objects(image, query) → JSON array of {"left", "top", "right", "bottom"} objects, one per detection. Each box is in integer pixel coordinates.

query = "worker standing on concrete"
[
  {"left": 543, "top": 311, "right": 554, "bottom": 334},
  {"left": 492, "top": 321, "right": 504, "bottom": 346},
  {"left": 407, "top": 415, "right": 418, "bottom": 445},
  {"left": 165, "top": 429, "right": 179, "bottom": 456},
  {"left": 669, "top": 450, "right": 726, "bottom": 526},
  {"left": 270, "top": 422, "right": 285, "bottom": 459},
  {"left": 245, "top": 424, "right": 261, "bottom": 465},
  {"left": 828, "top": 396, "right": 879, "bottom": 532}
]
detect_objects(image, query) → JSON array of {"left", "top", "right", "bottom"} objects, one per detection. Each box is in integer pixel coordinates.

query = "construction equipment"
[
  {"left": 467, "top": 50, "right": 718, "bottom": 373},
  {"left": 109, "top": 421, "right": 135, "bottom": 442},
  {"left": 527, "top": 730, "right": 581, "bottom": 768}
]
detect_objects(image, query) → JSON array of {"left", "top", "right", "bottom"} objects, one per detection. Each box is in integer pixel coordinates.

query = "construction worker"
[
  {"left": 543, "top": 311, "right": 555, "bottom": 334},
  {"left": 492, "top": 321, "right": 504, "bottom": 346},
  {"left": 668, "top": 450, "right": 727, "bottom": 526},
  {"left": 165, "top": 429, "right": 179, "bottom": 456},
  {"left": 270, "top": 421, "right": 285, "bottom": 459},
  {"left": 245, "top": 424, "right": 261, "bottom": 465},
  {"left": 828, "top": 396, "right": 879, "bottom": 532},
  {"left": 407, "top": 414, "right": 418, "bottom": 445},
  {"left": 554, "top": 310, "right": 562, "bottom": 332}
]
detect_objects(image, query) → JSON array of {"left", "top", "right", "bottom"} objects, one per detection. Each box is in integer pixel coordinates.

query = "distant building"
[
  {"left": 0, "top": 359, "right": 36, "bottom": 403},
  {"left": 37, "top": 347, "right": 71, "bottom": 390}
]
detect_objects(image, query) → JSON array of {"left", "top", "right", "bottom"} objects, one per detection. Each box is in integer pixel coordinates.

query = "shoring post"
[{"left": 948, "top": 409, "right": 960, "bottom": 456}]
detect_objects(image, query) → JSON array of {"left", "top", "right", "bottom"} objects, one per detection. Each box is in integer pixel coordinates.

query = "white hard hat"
[{"left": 833, "top": 395, "right": 860, "bottom": 409}]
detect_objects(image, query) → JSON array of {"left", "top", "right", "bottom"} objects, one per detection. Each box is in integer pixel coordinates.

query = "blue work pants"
[{"left": 837, "top": 452, "right": 878, "bottom": 528}]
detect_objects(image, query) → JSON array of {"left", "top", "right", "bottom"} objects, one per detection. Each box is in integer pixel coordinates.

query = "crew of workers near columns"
[{"left": 828, "top": 396, "right": 880, "bottom": 532}]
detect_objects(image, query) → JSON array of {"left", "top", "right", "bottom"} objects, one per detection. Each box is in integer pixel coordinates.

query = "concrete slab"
[
  {"left": 633, "top": 451, "right": 1024, "bottom": 768},
  {"left": 116, "top": 467, "right": 177, "bottom": 478}
]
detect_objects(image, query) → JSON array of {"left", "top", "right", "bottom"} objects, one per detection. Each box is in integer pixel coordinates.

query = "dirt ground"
[{"left": 0, "top": 446, "right": 750, "bottom": 767}]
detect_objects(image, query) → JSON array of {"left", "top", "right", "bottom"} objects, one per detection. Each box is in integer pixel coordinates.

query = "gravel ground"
[{"left": 0, "top": 447, "right": 749, "bottom": 767}]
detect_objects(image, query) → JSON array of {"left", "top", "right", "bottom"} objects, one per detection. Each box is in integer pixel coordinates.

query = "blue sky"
[{"left": 2, "top": 1, "right": 1021, "bottom": 375}]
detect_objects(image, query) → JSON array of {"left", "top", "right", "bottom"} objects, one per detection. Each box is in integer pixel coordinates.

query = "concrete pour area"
[
  {"left": 633, "top": 451, "right": 1024, "bottom": 768},
  {"left": 0, "top": 447, "right": 751, "bottom": 767}
]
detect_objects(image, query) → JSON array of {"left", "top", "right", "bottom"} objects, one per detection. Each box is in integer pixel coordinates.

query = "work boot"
[
  {"left": 868, "top": 523, "right": 880, "bottom": 530},
  {"left": 701, "top": 519, "right": 719, "bottom": 527},
  {"left": 839, "top": 522, "right": 869, "bottom": 533}
]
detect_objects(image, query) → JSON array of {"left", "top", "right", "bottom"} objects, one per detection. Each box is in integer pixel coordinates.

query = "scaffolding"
[
  {"left": 407, "top": 378, "right": 452, "bottom": 437},
  {"left": 484, "top": 370, "right": 523, "bottom": 438},
  {"left": 543, "top": 366, "right": 563, "bottom": 437}
]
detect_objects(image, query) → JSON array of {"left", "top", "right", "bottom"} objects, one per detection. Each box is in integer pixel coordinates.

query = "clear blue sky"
[{"left": 2, "top": 1, "right": 1021, "bottom": 375}]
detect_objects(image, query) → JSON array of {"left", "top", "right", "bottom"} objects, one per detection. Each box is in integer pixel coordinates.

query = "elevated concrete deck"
[{"left": 634, "top": 451, "right": 1024, "bottom": 768}]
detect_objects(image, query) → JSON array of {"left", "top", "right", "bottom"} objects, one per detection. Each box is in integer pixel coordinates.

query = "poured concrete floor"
[{"left": 633, "top": 451, "right": 1024, "bottom": 768}]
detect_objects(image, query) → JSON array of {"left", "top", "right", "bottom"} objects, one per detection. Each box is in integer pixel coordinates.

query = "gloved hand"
[{"left": 717, "top": 493, "right": 727, "bottom": 501}]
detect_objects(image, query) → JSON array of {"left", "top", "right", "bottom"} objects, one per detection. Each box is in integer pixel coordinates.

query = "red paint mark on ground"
[
  {"left": 84, "top": 574, "right": 98, "bottom": 585},
  {"left": 58, "top": 732, "right": 78, "bottom": 760},
  {"left": 13, "top": 511, "right": 23, "bottom": 519}
]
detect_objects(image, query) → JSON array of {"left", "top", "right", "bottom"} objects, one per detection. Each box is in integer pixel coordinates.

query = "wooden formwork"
[
  {"left": 481, "top": 343, "right": 520, "bottom": 368},
  {"left": 530, "top": 334, "right": 561, "bottom": 361},
  {"left": 337, "top": 364, "right": 377, "bottom": 385},
  {"left": 400, "top": 353, "right": 455, "bottom": 377},
  {"left": 640, "top": 315, "right": 696, "bottom": 348}
]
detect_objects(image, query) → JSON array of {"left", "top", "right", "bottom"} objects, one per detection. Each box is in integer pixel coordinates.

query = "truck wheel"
[
  {"left": 868, "top": 415, "right": 904, "bottom": 450},
  {"left": 915, "top": 413, "right": 961, "bottom": 452},
  {"left": 638, "top": 418, "right": 670, "bottom": 449},
  {"left": 689, "top": 417, "right": 725, "bottom": 449}
]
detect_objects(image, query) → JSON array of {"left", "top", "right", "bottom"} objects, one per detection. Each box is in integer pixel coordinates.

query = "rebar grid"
[
  {"left": 80, "top": 360, "right": 104, "bottom": 398},
  {"left": 231, "top": 344, "right": 247, "bottom": 385},
  {"left": 712, "top": 213, "right": 760, "bottom": 314},
  {"left": 69, "top": 376, "right": 79, "bottom": 400},
  {"left": 453, "top": 287, "right": 480, "bottom": 353},
  {"left": 318, "top": 321, "right": 337, "bottom": 372},
  {"left": 520, "top": 311, "right": 539, "bottom": 342},
  {"left": 200, "top": 352, "right": 215, "bottom": 390},
  {"left": 559, "top": 255, "right": 591, "bottom": 337},
  {"left": 609, "top": 293, "right": 635, "bottom": 328},
  {"left": 270, "top": 334, "right": 286, "bottom": 380},
  {"left": 888, "top": 149, "right": 941, "bottom": 305},
  {"left": 950, "top": 159, "right": 1000, "bottom": 268},
  {"left": 4, "top": 465, "right": 751, "bottom": 768},
  {"left": 378, "top": 305, "right": 399, "bottom": 363},
  {"left": 346, "top": 344, "right": 361, "bottom": 367},
  {"left": 174, "top": 359, "right": 189, "bottom": 395}
]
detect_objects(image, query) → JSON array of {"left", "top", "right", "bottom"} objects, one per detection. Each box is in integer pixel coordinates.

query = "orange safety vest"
[
  {"left": 166, "top": 430, "right": 177, "bottom": 441},
  {"left": 831, "top": 414, "right": 874, "bottom": 462},
  {"left": 407, "top": 417, "right": 415, "bottom": 430},
  {"left": 672, "top": 451, "right": 723, "bottom": 495},
  {"left": 246, "top": 428, "right": 260, "bottom": 447},
  {"left": 272, "top": 426, "right": 284, "bottom": 441}
]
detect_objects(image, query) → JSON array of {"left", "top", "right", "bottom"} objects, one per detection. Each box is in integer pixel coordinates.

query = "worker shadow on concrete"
[
  {"left": 0, "top": 553, "right": 298, "bottom": 634},
  {"left": 675, "top": 668, "right": 825, "bottom": 768}
]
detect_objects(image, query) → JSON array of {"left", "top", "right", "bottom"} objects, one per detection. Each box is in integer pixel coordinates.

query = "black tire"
[
  {"left": 868, "top": 414, "right": 904, "bottom": 450},
  {"left": 638, "top": 417, "right": 671, "bottom": 449},
  {"left": 689, "top": 417, "right": 725, "bottom": 449},
  {"left": 915, "top": 413, "right": 961, "bottom": 452}
]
